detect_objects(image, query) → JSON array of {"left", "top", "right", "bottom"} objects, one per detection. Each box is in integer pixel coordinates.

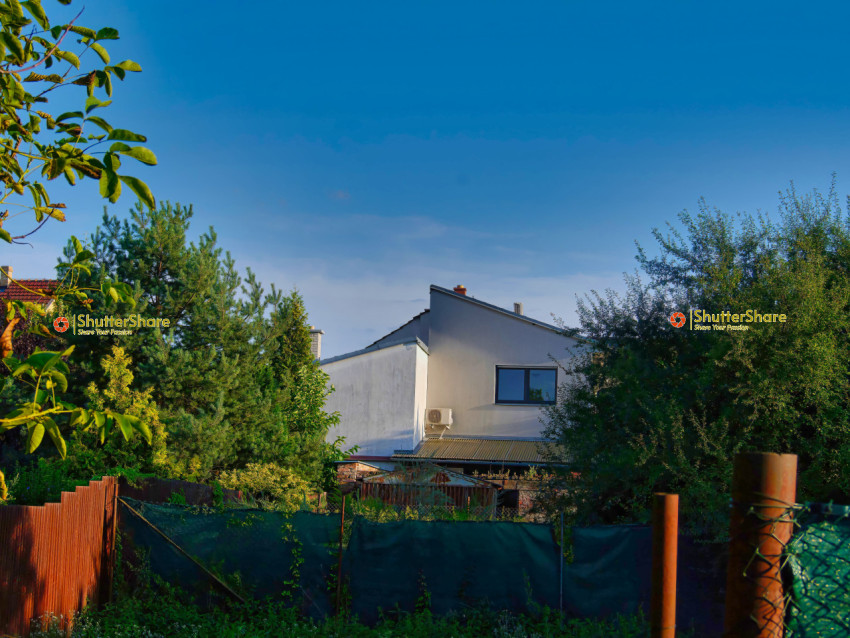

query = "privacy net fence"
[
  {"left": 117, "top": 496, "right": 726, "bottom": 634},
  {"left": 784, "top": 503, "right": 850, "bottom": 636},
  {"left": 729, "top": 498, "right": 850, "bottom": 637}
]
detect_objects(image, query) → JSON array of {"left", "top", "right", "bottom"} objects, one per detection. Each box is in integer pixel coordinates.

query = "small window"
[{"left": 496, "top": 367, "right": 557, "bottom": 405}]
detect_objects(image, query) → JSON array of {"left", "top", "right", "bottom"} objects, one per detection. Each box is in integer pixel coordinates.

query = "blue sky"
[{"left": 6, "top": 1, "right": 850, "bottom": 357}]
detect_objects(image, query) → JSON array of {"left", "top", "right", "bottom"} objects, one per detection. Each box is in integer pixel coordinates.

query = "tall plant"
[{"left": 0, "top": 0, "right": 156, "bottom": 495}]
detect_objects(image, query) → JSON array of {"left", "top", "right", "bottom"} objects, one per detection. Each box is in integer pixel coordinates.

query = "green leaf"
[
  {"left": 0, "top": 32, "right": 25, "bottom": 63},
  {"left": 72, "top": 249, "right": 94, "bottom": 264},
  {"left": 95, "top": 27, "right": 119, "bottom": 40},
  {"left": 99, "top": 167, "right": 121, "bottom": 203},
  {"left": 95, "top": 69, "right": 112, "bottom": 97},
  {"left": 119, "top": 175, "right": 155, "bottom": 209},
  {"left": 26, "top": 421, "right": 45, "bottom": 453},
  {"left": 56, "top": 111, "right": 83, "bottom": 122},
  {"left": 56, "top": 49, "right": 80, "bottom": 69},
  {"left": 11, "top": 363, "right": 32, "bottom": 377},
  {"left": 90, "top": 42, "right": 110, "bottom": 64},
  {"left": 0, "top": 228, "right": 10, "bottom": 243},
  {"left": 85, "top": 95, "right": 112, "bottom": 114},
  {"left": 108, "top": 141, "right": 130, "bottom": 153},
  {"left": 48, "top": 370, "right": 67, "bottom": 393},
  {"left": 22, "top": 1, "right": 49, "bottom": 30},
  {"left": 44, "top": 417, "right": 67, "bottom": 459},
  {"left": 29, "top": 324, "right": 52, "bottom": 338},
  {"left": 108, "top": 286, "right": 119, "bottom": 302},
  {"left": 69, "top": 408, "right": 89, "bottom": 427},
  {"left": 62, "top": 166, "right": 76, "bottom": 185},
  {"left": 117, "top": 146, "right": 156, "bottom": 166},
  {"left": 5, "top": 403, "right": 35, "bottom": 421},
  {"left": 60, "top": 345, "right": 74, "bottom": 357},
  {"left": 114, "top": 59, "right": 142, "bottom": 72},
  {"left": 107, "top": 129, "right": 146, "bottom": 142},
  {"left": 113, "top": 412, "right": 134, "bottom": 441},
  {"left": 86, "top": 115, "right": 113, "bottom": 133},
  {"left": 126, "top": 414, "right": 152, "bottom": 444},
  {"left": 69, "top": 25, "right": 97, "bottom": 39},
  {"left": 72, "top": 236, "right": 83, "bottom": 253},
  {"left": 24, "top": 351, "right": 62, "bottom": 373}
]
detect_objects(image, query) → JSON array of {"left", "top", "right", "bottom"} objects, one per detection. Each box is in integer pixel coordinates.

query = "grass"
[{"left": 29, "top": 594, "right": 653, "bottom": 638}]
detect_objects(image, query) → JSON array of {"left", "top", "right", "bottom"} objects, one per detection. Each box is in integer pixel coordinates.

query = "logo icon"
[
  {"left": 669, "top": 312, "right": 686, "bottom": 328},
  {"left": 53, "top": 316, "right": 69, "bottom": 333}
]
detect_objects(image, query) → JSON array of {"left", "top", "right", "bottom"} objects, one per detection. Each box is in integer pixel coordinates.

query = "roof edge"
[
  {"left": 320, "top": 335, "right": 429, "bottom": 365},
  {"left": 429, "top": 284, "right": 585, "bottom": 341}
]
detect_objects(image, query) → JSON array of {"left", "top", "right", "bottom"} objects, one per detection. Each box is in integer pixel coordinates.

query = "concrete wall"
[
  {"left": 323, "top": 341, "right": 428, "bottom": 457},
  {"left": 426, "top": 289, "right": 582, "bottom": 438}
]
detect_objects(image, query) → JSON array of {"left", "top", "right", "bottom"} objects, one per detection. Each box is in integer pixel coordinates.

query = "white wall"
[
  {"left": 425, "top": 290, "right": 583, "bottom": 438},
  {"left": 322, "top": 341, "right": 428, "bottom": 457}
]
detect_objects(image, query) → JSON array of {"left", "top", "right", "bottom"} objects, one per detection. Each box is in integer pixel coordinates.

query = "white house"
[{"left": 321, "top": 284, "right": 583, "bottom": 471}]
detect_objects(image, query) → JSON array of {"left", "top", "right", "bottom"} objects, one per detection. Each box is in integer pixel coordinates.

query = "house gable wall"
[
  {"left": 425, "top": 289, "right": 582, "bottom": 438},
  {"left": 323, "top": 341, "right": 428, "bottom": 457}
]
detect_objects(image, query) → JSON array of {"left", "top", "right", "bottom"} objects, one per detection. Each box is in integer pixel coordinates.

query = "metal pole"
[
  {"left": 335, "top": 494, "right": 346, "bottom": 616},
  {"left": 724, "top": 452, "right": 797, "bottom": 638},
  {"left": 650, "top": 493, "right": 679, "bottom": 638}
]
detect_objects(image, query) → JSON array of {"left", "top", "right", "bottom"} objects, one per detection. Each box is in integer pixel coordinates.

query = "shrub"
[{"left": 218, "top": 462, "right": 311, "bottom": 511}]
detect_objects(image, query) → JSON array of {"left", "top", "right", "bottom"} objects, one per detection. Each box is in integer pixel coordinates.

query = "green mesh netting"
[
  {"left": 786, "top": 504, "right": 850, "bottom": 637},
  {"left": 117, "top": 499, "right": 724, "bottom": 632},
  {"left": 344, "top": 518, "right": 560, "bottom": 623},
  {"left": 118, "top": 498, "right": 339, "bottom": 618}
]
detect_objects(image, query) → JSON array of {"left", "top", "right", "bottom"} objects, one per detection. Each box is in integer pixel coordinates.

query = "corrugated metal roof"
[
  {"left": 362, "top": 463, "right": 493, "bottom": 487},
  {"left": 393, "top": 438, "right": 553, "bottom": 464}
]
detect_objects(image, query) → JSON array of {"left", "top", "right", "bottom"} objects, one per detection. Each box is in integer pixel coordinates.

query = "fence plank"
[{"left": 0, "top": 477, "right": 117, "bottom": 637}]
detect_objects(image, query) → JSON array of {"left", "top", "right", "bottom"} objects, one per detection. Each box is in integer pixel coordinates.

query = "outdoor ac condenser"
[{"left": 426, "top": 408, "right": 453, "bottom": 427}]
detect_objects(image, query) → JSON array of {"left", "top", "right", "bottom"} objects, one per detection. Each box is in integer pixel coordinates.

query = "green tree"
[
  {"left": 542, "top": 183, "right": 850, "bottom": 537},
  {"left": 0, "top": 0, "right": 155, "bottom": 497},
  {"left": 59, "top": 345, "right": 166, "bottom": 478},
  {"left": 62, "top": 202, "right": 341, "bottom": 486}
]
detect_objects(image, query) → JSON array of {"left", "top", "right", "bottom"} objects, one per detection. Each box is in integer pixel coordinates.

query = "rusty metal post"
[
  {"left": 724, "top": 453, "right": 797, "bottom": 638},
  {"left": 335, "top": 494, "right": 346, "bottom": 616},
  {"left": 559, "top": 511, "right": 564, "bottom": 616},
  {"left": 650, "top": 493, "right": 679, "bottom": 638}
]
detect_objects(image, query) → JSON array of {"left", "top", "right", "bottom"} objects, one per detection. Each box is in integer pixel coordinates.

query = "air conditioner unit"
[{"left": 426, "top": 408, "right": 453, "bottom": 427}]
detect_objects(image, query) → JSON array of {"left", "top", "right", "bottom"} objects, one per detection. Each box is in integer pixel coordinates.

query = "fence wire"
[{"left": 731, "top": 499, "right": 850, "bottom": 637}]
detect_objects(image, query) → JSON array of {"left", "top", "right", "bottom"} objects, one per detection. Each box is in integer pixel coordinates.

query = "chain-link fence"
[{"left": 726, "top": 496, "right": 850, "bottom": 637}]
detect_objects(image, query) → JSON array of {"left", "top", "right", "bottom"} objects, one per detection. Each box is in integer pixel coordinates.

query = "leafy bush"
[
  {"left": 7, "top": 458, "right": 89, "bottom": 505},
  {"left": 61, "top": 346, "right": 166, "bottom": 482},
  {"left": 218, "top": 462, "right": 311, "bottom": 511},
  {"left": 542, "top": 184, "right": 850, "bottom": 539}
]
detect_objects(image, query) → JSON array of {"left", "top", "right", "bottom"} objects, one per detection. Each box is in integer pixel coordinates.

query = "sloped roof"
[
  {"left": 365, "top": 309, "right": 430, "bottom": 349},
  {"left": 362, "top": 462, "right": 493, "bottom": 487},
  {"left": 393, "top": 437, "right": 555, "bottom": 465},
  {"left": 0, "top": 279, "right": 58, "bottom": 304},
  {"left": 430, "top": 285, "right": 565, "bottom": 334}
]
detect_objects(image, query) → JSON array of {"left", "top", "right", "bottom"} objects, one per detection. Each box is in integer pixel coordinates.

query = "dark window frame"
[{"left": 495, "top": 366, "right": 557, "bottom": 405}]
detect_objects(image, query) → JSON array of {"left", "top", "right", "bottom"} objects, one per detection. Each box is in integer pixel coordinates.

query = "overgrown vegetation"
[
  {"left": 542, "top": 182, "right": 850, "bottom": 538},
  {"left": 0, "top": 0, "right": 156, "bottom": 499},
  {"left": 29, "top": 591, "right": 652, "bottom": 638}
]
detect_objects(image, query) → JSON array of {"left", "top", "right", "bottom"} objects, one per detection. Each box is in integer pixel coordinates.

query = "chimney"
[
  {"left": 0, "top": 265, "right": 11, "bottom": 289},
  {"left": 453, "top": 284, "right": 467, "bottom": 296},
  {"left": 513, "top": 302, "right": 523, "bottom": 315},
  {"left": 309, "top": 326, "right": 324, "bottom": 360}
]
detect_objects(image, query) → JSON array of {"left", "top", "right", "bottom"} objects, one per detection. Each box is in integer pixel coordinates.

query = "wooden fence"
[
  {"left": 359, "top": 482, "right": 497, "bottom": 510},
  {"left": 0, "top": 476, "right": 118, "bottom": 637}
]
